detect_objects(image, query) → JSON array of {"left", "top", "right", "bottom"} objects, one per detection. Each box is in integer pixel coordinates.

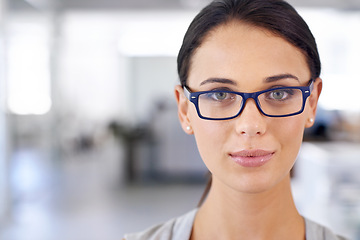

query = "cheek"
[
  {"left": 192, "top": 120, "right": 225, "bottom": 151},
  {"left": 275, "top": 118, "right": 304, "bottom": 139},
  {"left": 189, "top": 113, "right": 227, "bottom": 165},
  {"left": 272, "top": 116, "right": 306, "bottom": 159}
]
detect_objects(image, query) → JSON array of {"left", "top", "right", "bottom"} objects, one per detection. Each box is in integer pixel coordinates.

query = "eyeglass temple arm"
[
  {"left": 309, "top": 79, "right": 315, "bottom": 92},
  {"left": 183, "top": 86, "right": 191, "bottom": 100}
]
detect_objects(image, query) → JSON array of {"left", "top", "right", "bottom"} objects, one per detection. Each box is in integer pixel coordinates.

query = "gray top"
[{"left": 124, "top": 209, "right": 349, "bottom": 240}]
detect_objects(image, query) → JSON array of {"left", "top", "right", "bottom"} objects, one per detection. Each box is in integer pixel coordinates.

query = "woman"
[{"left": 124, "top": 0, "right": 348, "bottom": 239}]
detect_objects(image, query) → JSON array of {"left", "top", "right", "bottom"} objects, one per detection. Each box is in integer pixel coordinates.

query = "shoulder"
[
  {"left": 305, "top": 218, "right": 350, "bottom": 240},
  {"left": 123, "top": 209, "right": 197, "bottom": 240}
]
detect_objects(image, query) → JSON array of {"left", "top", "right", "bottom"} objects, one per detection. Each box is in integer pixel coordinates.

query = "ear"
[
  {"left": 305, "top": 77, "right": 323, "bottom": 128},
  {"left": 174, "top": 85, "right": 193, "bottom": 134}
]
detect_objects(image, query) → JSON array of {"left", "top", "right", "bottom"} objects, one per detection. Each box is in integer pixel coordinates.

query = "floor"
[
  {"left": 1, "top": 142, "right": 359, "bottom": 240},
  {"left": 0, "top": 147, "right": 204, "bottom": 240}
]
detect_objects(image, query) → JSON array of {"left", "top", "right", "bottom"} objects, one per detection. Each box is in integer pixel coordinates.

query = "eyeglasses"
[{"left": 183, "top": 80, "right": 314, "bottom": 120}]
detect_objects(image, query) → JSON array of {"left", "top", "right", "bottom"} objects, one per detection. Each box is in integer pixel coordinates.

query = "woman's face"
[{"left": 175, "top": 22, "right": 322, "bottom": 194}]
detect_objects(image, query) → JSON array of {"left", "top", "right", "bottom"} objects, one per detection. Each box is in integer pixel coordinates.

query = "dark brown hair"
[
  {"left": 177, "top": 0, "right": 321, "bottom": 87},
  {"left": 177, "top": 0, "right": 321, "bottom": 206}
]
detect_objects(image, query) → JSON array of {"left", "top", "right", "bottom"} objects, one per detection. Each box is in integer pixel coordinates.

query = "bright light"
[
  {"left": 118, "top": 30, "right": 182, "bottom": 56},
  {"left": 117, "top": 12, "right": 192, "bottom": 57},
  {"left": 7, "top": 37, "right": 52, "bottom": 115},
  {"left": 319, "top": 74, "right": 360, "bottom": 112},
  {"left": 299, "top": 9, "right": 360, "bottom": 112}
]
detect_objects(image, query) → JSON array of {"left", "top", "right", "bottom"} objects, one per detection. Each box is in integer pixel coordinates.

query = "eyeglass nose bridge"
[{"left": 235, "top": 92, "right": 265, "bottom": 118}]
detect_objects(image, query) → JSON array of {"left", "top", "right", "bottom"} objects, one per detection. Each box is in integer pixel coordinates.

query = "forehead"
[{"left": 188, "top": 22, "right": 309, "bottom": 88}]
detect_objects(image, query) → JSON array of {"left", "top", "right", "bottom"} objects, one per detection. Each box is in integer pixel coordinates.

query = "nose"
[{"left": 235, "top": 99, "right": 266, "bottom": 137}]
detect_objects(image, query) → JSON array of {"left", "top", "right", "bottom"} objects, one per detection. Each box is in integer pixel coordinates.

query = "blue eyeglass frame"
[{"left": 183, "top": 79, "right": 314, "bottom": 120}]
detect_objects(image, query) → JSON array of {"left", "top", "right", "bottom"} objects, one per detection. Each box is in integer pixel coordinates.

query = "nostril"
[{"left": 241, "top": 130, "right": 262, "bottom": 136}]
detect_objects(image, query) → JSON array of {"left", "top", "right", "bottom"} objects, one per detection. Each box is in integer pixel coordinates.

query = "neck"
[{"left": 192, "top": 175, "right": 304, "bottom": 240}]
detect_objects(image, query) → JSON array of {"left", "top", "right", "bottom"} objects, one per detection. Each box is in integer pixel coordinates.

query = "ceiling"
[{"left": 8, "top": 0, "right": 360, "bottom": 12}]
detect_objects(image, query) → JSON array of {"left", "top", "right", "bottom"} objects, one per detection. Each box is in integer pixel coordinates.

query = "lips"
[{"left": 229, "top": 150, "right": 274, "bottom": 168}]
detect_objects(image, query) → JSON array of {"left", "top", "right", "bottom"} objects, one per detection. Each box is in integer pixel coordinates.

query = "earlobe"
[
  {"left": 305, "top": 118, "right": 315, "bottom": 128},
  {"left": 174, "top": 85, "right": 193, "bottom": 134}
]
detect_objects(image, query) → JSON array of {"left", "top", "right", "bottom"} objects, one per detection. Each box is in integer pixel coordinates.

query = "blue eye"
[
  {"left": 213, "top": 92, "right": 228, "bottom": 100},
  {"left": 271, "top": 90, "right": 287, "bottom": 100},
  {"left": 203, "top": 92, "right": 234, "bottom": 101},
  {"left": 267, "top": 89, "right": 294, "bottom": 101}
]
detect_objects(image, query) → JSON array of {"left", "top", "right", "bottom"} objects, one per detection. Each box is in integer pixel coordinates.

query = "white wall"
[
  {"left": 130, "top": 57, "right": 178, "bottom": 122},
  {"left": 0, "top": 0, "right": 8, "bottom": 222},
  {"left": 299, "top": 9, "right": 360, "bottom": 112},
  {"left": 57, "top": 10, "right": 194, "bottom": 125}
]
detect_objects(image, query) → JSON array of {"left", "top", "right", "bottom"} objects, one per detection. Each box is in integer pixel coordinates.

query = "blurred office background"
[{"left": 0, "top": 0, "right": 360, "bottom": 239}]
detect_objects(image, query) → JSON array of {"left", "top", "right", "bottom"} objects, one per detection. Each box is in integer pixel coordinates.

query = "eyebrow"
[
  {"left": 264, "top": 74, "right": 299, "bottom": 83},
  {"left": 199, "top": 78, "right": 237, "bottom": 86},
  {"left": 199, "top": 74, "right": 299, "bottom": 86}
]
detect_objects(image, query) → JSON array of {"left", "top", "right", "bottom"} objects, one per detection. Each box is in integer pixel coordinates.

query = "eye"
[
  {"left": 265, "top": 88, "right": 297, "bottom": 101},
  {"left": 202, "top": 91, "right": 231, "bottom": 101},
  {"left": 213, "top": 92, "right": 228, "bottom": 100},
  {"left": 270, "top": 90, "right": 288, "bottom": 100},
  {"left": 201, "top": 91, "right": 237, "bottom": 103},
  {"left": 207, "top": 91, "right": 237, "bottom": 102}
]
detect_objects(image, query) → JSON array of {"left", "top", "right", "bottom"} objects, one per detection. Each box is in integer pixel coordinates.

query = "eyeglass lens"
[{"left": 197, "top": 88, "right": 304, "bottom": 119}]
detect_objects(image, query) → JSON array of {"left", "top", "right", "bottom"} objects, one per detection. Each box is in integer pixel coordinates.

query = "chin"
[{"left": 224, "top": 170, "right": 291, "bottom": 195}]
